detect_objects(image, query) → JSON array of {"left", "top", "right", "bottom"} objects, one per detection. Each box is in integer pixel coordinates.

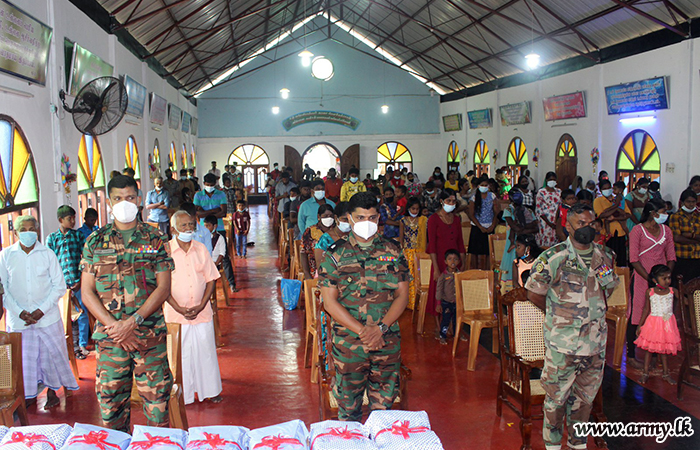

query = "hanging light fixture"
[
  {"left": 298, "top": 0, "right": 313, "bottom": 66},
  {"left": 279, "top": 88, "right": 290, "bottom": 99},
  {"left": 524, "top": 0, "right": 540, "bottom": 70},
  {"left": 272, "top": 106, "right": 280, "bottom": 114},
  {"left": 525, "top": 53, "right": 540, "bottom": 69},
  {"left": 381, "top": 104, "right": 389, "bottom": 114}
]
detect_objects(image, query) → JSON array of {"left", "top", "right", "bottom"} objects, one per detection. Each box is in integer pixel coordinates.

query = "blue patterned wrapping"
[
  {"left": 185, "top": 427, "right": 249, "bottom": 450},
  {"left": 127, "top": 426, "right": 187, "bottom": 450},
  {"left": 0, "top": 425, "right": 73, "bottom": 450},
  {"left": 247, "top": 420, "right": 308, "bottom": 450},
  {"left": 308, "top": 421, "right": 376, "bottom": 450},
  {"left": 62, "top": 423, "right": 131, "bottom": 450},
  {"left": 0, "top": 429, "right": 7, "bottom": 443},
  {"left": 364, "top": 411, "right": 444, "bottom": 450}
]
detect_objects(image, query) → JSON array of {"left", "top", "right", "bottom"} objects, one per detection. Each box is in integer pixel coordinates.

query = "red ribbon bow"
[
  {"left": 130, "top": 433, "right": 182, "bottom": 450},
  {"left": 187, "top": 433, "right": 241, "bottom": 450},
  {"left": 251, "top": 435, "right": 303, "bottom": 450},
  {"left": 6, "top": 432, "right": 56, "bottom": 450},
  {"left": 310, "top": 426, "right": 365, "bottom": 450},
  {"left": 67, "top": 431, "right": 121, "bottom": 450},
  {"left": 375, "top": 421, "right": 430, "bottom": 440}
]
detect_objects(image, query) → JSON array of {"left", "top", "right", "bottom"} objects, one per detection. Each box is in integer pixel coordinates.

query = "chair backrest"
[
  {"left": 287, "top": 227, "right": 295, "bottom": 246},
  {"left": 461, "top": 223, "right": 471, "bottom": 253},
  {"left": 489, "top": 233, "right": 507, "bottom": 270},
  {"left": 166, "top": 323, "right": 182, "bottom": 386},
  {"left": 454, "top": 270, "right": 494, "bottom": 314},
  {"left": 294, "top": 240, "right": 303, "bottom": 268},
  {"left": 414, "top": 252, "right": 432, "bottom": 288},
  {"left": 304, "top": 279, "right": 319, "bottom": 332},
  {"left": 0, "top": 331, "right": 23, "bottom": 397},
  {"left": 497, "top": 287, "right": 545, "bottom": 362},
  {"left": 58, "top": 290, "right": 72, "bottom": 335},
  {"left": 607, "top": 267, "right": 630, "bottom": 308},
  {"left": 678, "top": 276, "right": 700, "bottom": 339}
]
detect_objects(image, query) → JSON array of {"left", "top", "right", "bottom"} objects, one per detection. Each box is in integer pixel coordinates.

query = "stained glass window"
[
  {"left": 181, "top": 144, "right": 188, "bottom": 169},
  {"left": 474, "top": 139, "right": 490, "bottom": 177},
  {"left": 447, "top": 141, "right": 460, "bottom": 163},
  {"left": 124, "top": 136, "right": 141, "bottom": 180},
  {"left": 377, "top": 141, "right": 412, "bottom": 174},
  {"left": 616, "top": 129, "right": 661, "bottom": 189},
  {"left": 153, "top": 139, "right": 160, "bottom": 166},
  {"left": 558, "top": 134, "right": 576, "bottom": 157},
  {"left": 228, "top": 144, "right": 270, "bottom": 193},
  {"left": 169, "top": 142, "right": 177, "bottom": 172},
  {"left": 77, "top": 134, "right": 105, "bottom": 192},
  {"left": 190, "top": 145, "right": 196, "bottom": 168},
  {"left": 507, "top": 137, "right": 528, "bottom": 181}
]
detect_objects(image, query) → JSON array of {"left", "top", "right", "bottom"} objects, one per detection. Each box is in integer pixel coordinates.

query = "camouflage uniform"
[
  {"left": 525, "top": 238, "right": 619, "bottom": 450},
  {"left": 80, "top": 222, "right": 174, "bottom": 432},
  {"left": 317, "top": 232, "right": 409, "bottom": 421}
]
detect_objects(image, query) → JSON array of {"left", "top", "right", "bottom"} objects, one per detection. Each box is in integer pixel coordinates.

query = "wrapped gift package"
[
  {"left": 185, "top": 426, "right": 249, "bottom": 450},
  {"left": 364, "top": 411, "right": 444, "bottom": 450},
  {"left": 62, "top": 423, "right": 131, "bottom": 450},
  {"left": 0, "top": 429, "right": 8, "bottom": 443},
  {"left": 127, "top": 426, "right": 187, "bottom": 450},
  {"left": 308, "top": 421, "right": 375, "bottom": 450},
  {"left": 247, "top": 420, "right": 308, "bottom": 450},
  {"left": 0, "top": 425, "right": 73, "bottom": 450}
]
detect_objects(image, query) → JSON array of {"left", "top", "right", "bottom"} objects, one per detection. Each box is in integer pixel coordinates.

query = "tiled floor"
[{"left": 23, "top": 205, "right": 700, "bottom": 449}]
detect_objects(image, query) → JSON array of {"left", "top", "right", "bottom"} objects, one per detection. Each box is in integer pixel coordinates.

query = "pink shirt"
[{"left": 164, "top": 238, "right": 220, "bottom": 325}]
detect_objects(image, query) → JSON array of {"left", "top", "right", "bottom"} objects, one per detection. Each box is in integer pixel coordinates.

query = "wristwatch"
[
  {"left": 132, "top": 313, "right": 145, "bottom": 326},
  {"left": 378, "top": 322, "right": 389, "bottom": 335}
]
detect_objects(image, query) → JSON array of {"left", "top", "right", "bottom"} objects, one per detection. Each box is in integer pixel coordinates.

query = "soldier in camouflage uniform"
[
  {"left": 318, "top": 191, "right": 410, "bottom": 422},
  {"left": 81, "top": 175, "right": 174, "bottom": 432},
  {"left": 525, "top": 203, "right": 619, "bottom": 450}
]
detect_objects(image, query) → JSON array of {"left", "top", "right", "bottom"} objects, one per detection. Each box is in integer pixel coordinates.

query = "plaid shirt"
[
  {"left": 669, "top": 210, "right": 700, "bottom": 259},
  {"left": 223, "top": 187, "right": 237, "bottom": 218},
  {"left": 521, "top": 189, "right": 535, "bottom": 209},
  {"left": 46, "top": 228, "right": 86, "bottom": 286}
]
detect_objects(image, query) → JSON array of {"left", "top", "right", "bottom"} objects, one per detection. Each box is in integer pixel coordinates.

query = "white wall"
[{"left": 0, "top": 0, "right": 196, "bottom": 235}]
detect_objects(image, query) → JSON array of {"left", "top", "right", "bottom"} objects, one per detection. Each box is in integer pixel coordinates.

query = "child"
[
  {"left": 635, "top": 264, "right": 682, "bottom": 385},
  {"left": 77, "top": 207, "right": 99, "bottom": 240},
  {"left": 435, "top": 249, "right": 460, "bottom": 345},
  {"left": 555, "top": 189, "right": 577, "bottom": 242},
  {"left": 576, "top": 189, "right": 594, "bottom": 207},
  {"left": 233, "top": 200, "right": 251, "bottom": 258},
  {"left": 46, "top": 205, "right": 90, "bottom": 359},
  {"left": 204, "top": 215, "right": 238, "bottom": 293},
  {"left": 395, "top": 185, "right": 408, "bottom": 216},
  {"left": 512, "top": 234, "right": 542, "bottom": 289},
  {"left": 592, "top": 218, "right": 609, "bottom": 245}
]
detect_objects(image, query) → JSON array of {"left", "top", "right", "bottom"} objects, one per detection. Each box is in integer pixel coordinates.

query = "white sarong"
[{"left": 181, "top": 321, "right": 222, "bottom": 404}]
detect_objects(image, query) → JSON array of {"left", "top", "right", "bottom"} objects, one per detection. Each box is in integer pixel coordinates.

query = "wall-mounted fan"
[{"left": 59, "top": 76, "right": 128, "bottom": 135}]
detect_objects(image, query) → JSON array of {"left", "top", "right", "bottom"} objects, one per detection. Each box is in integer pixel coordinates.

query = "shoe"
[
  {"left": 75, "top": 352, "right": 86, "bottom": 360},
  {"left": 662, "top": 374, "right": 677, "bottom": 385},
  {"left": 79, "top": 346, "right": 90, "bottom": 357},
  {"left": 439, "top": 337, "right": 447, "bottom": 345},
  {"left": 638, "top": 373, "right": 649, "bottom": 384},
  {"left": 627, "top": 358, "right": 644, "bottom": 370}
]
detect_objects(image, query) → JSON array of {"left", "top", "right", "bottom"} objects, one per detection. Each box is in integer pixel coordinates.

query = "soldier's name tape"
[{"left": 572, "top": 417, "right": 694, "bottom": 444}]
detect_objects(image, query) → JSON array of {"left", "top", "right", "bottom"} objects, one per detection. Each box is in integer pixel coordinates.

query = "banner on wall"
[
  {"left": 67, "top": 40, "right": 113, "bottom": 96},
  {"left": 168, "top": 104, "right": 181, "bottom": 130},
  {"left": 467, "top": 109, "right": 492, "bottom": 129},
  {"left": 149, "top": 93, "right": 167, "bottom": 125},
  {"left": 499, "top": 101, "right": 531, "bottom": 126},
  {"left": 282, "top": 111, "right": 360, "bottom": 131},
  {"left": 442, "top": 114, "right": 463, "bottom": 131},
  {"left": 191, "top": 118, "right": 198, "bottom": 136},
  {"left": 0, "top": 0, "right": 53, "bottom": 85},
  {"left": 604, "top": 77, "right": 669, "bottom": 114},
  {"left": 543, "top": 92, "right": 587, "bottom": 121},
  {"left": 182, "top": 112, "right": 191, "bottom": 133},
  {"left": 123, "top": 75, "right": 147, "bottom": 118}
]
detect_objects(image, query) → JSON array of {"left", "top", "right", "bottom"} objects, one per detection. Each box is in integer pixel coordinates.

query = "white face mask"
[
  {"left": 682, "top": 205, "right": 697, "bottom": 214},
  {"left": 350, "top": 216, "right": 378, "bottom": 240},
  {"left": 320, "top": 217, "right": 335, "bottom": 228},
  {"left": 547, "top": 180, "right": 557, "bottom": 188},
  {"left": 314, "top": 190, "right": 325, "bottom": 200},
  {"left": 337, "top": 221, "right": 352, "bottom": 233},
  {"left": 350, "top": 177, "right": 359, "bottom": 183},
  {"left": 638, "top": 188, "right": 648, "bottom": 195},
  {"left": 289, "top": 196, "right": 298, "bottom": 202},
  {"left": 111, "top": 200, "right": 139, "bottom": 224},
  {"left": 177, "top": 229, "right": 194, "bottom": 242},
  {"left": 654, "top": 213, "right": 668, "bottom": 224},
  {"left": 602, "top": 189, "right": 613, "bottom": 198},
  {"left": 204, "top": 186, "right": 215, "bottom": 193},
  {"left": 409, "top": 211, "right": 419, "bottom": 218},
  {"left": 443, "top": 204, "right": 456, "bottom": 213},
  {"left": 478, "top": 186, "right": 489, "bottom": 193}
]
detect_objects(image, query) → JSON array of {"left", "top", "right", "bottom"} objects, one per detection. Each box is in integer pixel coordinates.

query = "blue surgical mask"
[
  {"left": 602, "top": 189, "right": 613, "bottom": 198},
  {"left": 337, "top": 221, "right": 352, "bottom": 233},
  {"left": 18, "top": 231, "right": 38, "bottom": 247},
  {"left": 350, "top": 177, "right": 359, "bottom": 183},
  {"left": 443, "top": 204, "right": 456, "bottom": 213},
  {"left": 478, "top": 186, "right": 489, "bottom": 193},
  {"left": 654, "top": 213, "right": 668, "bottom": 224}
]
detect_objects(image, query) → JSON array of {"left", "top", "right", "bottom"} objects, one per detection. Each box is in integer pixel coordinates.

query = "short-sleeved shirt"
[
  {"left": 593, "top": 196, "right": 631, "bottom": 237},
  {"left": 470, "top": 192, "right": 496, "bottom": 227},
  {"left": 669, "top": 209, "right": 700, "bottom": 259},
  {"left": 524, "top": 238, "right": 619, "bottom": 356},
  {"left": 325, "top": 178, "right": 343, "bottom": 200},
  {"left": 194, "top": 189, "right": 228, "bottom": 231},
  {"left": 317, "top": 232, "right": 409, "bottom": 341},
  {"left": 46, "top": 228, "right": 86, "bottom": 286},
  {"left": 276, "top": 181, "right": 297, "bottom": 213},
  {"left": 298, "top": 198, "right": 336, "bottom": 234},
  {"left": 77, "top": 224, "right": 99, "bottom": 241},
  {"left": 145, "top": 189, "right": 171, "bottom": 223},
  {"left": 80, "top": 222, "right": 174, "bottom": 341},
  {"left": 340, "top": 181, "right": 366, "bottom": 202}
]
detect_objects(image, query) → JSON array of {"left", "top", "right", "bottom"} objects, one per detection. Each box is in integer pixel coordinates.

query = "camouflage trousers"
[
  {"left": 95, "top": 337, "right": 173, "bottom": 432},
  {"left": 332, "top": 331, "right": 401, "bottom": 422},
  {"left": 541, "top": 348, "right": 605, "bottom": 450}
]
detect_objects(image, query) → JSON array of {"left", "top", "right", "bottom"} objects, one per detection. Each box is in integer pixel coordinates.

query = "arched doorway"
[
  {"left": 474, "top": 139, "right": 490, "bottom": 177},
  {"left": 228, "top": 144, "right": 270, "bottom": 194},
  {"left": 616, "top": 129, "right": 661, "bottom": 193},
  {"left": 169, "top": 142, "right": 177, "bottom": 173},
  {"left": 447, "top": 141, "right": 460, "bottom": 173},
  {"left": 555, "top": 134, "right": 578, "bottom": 190},
  {"left": 302, "top": 142, "right": 341, "bottom": 178},
  {"left": 507, "top": 137, "right": 528, "bottom": 183},
  {"left": 77, "top": 134, "right": 107, "bottom": 227},
  {"left": 0, "top": 116, "right": 40, "bottom": 249},
  {"left": 377, "top": 141, "right": 413, "bottom": 174}
]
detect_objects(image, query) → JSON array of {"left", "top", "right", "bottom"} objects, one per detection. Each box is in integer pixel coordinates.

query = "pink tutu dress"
[{"left": 634, "top": 288, "right": 682, "bottom": 355}]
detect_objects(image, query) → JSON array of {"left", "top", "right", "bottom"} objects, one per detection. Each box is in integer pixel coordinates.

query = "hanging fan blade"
[{"left": 68, "top": 76, "right": 128, "bottom": 136}]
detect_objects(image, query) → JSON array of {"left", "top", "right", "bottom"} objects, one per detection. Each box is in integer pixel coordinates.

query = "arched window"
[
  {"left": 447, "top": 141, "right": 460, "bottom": 172},
  {"left": 302, "top": 142, "right": 341, "bottom": 178},
  {"left": 181, "top": 144, "right": 188, "bottom": 170},
  {"left": 153, "top": 139, "right": 161, "bottom": 167},
  {"left": 377, "top": 141, "right": 412, "bottom": 174},
  {"left": 190, "top": 145, "right": 196, "bottom": 170},
  {"left": 555, "top": 134, "right": 578, "bottom": 192},
  {"left": 474, "top": 139, "right": 490, "bottom": 177},
  {"left": 169, "top": 142, "right": 177, "bottom": 173},
  {"left": 124, "top": 136, "right": 141, "bottom": 180},
  {"left": 616, "top": 129, "right": 661, "bottom": 191},
  {"left": 228, "top": 144, "right": 270, "bottom": 194},
  {"left": 507, "top": 137, "right": 528, "bottom": 182},
  {"left": 77, "top": 134, "right": 107, "bottom": 227},
  {"left": 0, "top": 116, "right": 40, "bottom": 249}
]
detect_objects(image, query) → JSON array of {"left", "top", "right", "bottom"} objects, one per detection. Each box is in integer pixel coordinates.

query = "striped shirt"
[{"left": 194, "top": 188, "right": 228, "bottom": 231}]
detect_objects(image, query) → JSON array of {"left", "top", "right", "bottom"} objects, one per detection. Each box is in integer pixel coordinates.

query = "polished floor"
[{"left": 23, "top": 205, "right": 700, "bottom": 449}]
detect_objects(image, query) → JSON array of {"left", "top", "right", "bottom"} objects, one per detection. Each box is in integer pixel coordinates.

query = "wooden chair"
[
  {"left": 317, "top": 301, "right": 411, "bottom": 420},
  {"left": 461, "top": 222, "right": 472, "bottom": 268},
  {"left": 223, "top": 217, "right": 234, "bottom": 258},
  {"left": 210, "top": 274, "right": 225, "bottom": 348},
  {"left": 58, "top": 290, "right": 79, "bottom": 380},
  {"left": 453, "top": 270, "right": 499, "bottom": 370},
  {"left": 303, "top": 279, "right": 320, "bottom": 383},
  {"left": 414, "top": 252, "right": 432, "bottom": 335},
  {"left": 489, "top": 232, "right": 507, "bottom": 271},
  {"left": 131, "top": 323, "right": 188, "bottom": 430},
  {"left": 278, "top": 223, "right": 291, "bottom": 268},
  {"left": 293, "top": 240, "right": 305, "bottom": 282},
  {"left": 605, "top": 267, "right": 630, "bottom": 368},
  {"left": 677, "top": 276, "right": 700, "bottom": 400},
  {"left": 0, "top": 331, "right": 28, "bottom": 426}
]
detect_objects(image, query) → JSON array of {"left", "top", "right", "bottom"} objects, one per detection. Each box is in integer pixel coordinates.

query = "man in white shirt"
[
  {"left": 208, "top": 161, "right": 221, "bottom": 179},
  {"left": 0, "top": 215, "right": 78, "bottom": 408}
]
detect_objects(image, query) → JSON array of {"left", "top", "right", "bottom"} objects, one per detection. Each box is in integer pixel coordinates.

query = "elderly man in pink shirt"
[{"left": 164, "top": 210, "right": 222, "bottom": 404}]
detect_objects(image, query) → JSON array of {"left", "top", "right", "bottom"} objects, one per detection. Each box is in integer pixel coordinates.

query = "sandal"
[
  {"left": 638, "top": 373, "right": 649, "bottom": 384},
  {"left": 662, "top": 374, "right": 677, "bottom": 385}
]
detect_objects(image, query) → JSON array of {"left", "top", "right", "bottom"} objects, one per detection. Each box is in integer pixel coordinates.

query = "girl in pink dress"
[{"left": 635, "top": 264, "right": 681, "bottom": 385}]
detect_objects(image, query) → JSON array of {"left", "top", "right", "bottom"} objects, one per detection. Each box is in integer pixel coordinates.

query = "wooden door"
[
  {"left": 556, "top": 157, "right": 577, "bottom": 191},
  {"left": 284, "top": 145, "right": 302, "bottom": 184},
  {"left": 341, "top": 144, "right": 360, "bottom": 178}
]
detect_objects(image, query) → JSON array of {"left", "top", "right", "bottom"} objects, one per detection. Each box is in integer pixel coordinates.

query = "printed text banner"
[
  {"left": 543, "top": 92, "right": 586, "bottom": 121},
  {"left": 499, "top": 102, "right": 531, "bottom": 126},
  {"left": 604, "top": 77, "right": 669, "bottom": 114},
  {"left": 0, "top": 0, "right": 53, "bottom": 85}
]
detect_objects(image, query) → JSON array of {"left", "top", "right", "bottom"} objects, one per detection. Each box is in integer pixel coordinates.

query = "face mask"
[
  {"left": 111, "top": 200, "right": 139, "bottom": 223},
  {"left": 510, "top": 192, "right": 523, "bottom": 205},
  {"left": 434, "top": 172, "right": 440, "bottom": 177},
  {"left": 443, "top": 204, "right": 456, "bottom": 213},
  {"left": 638, "top": 188, "right": 648, "bottom": 195},
  {"left": 338, "top": 221, "right": 352, "bottom": 233},
  {"left": 204, "top": 186, "right": 215, "bottom": 193},
  {"left": 478, "top": 186, "right": 489, "bottom": 193},
  {"left": 394, "top": 175, "right": 400, "bottom": 179},
  {"left": 377, "top": 197, "right": 382, "bottom": 203},
  {"left": 409, "top": 211, "right": 419, "bottom": 218},
  {"left": 426, "top": 190, "right": 435, "bottom": 195},
  {"left": 602, "top": 189, "right": 613, "bottom": 198},
  {"left": 547, "top": 180, "right": 557, "bottom": 188},
  {"left": 351, "top": 217, "right": 378, "bottom": 240},
  {"left": 155, "top": 187, "right": 161, "bottom": 191},
  {"left": 350, "top": 177, "right": 359, "bottom": 183},
  {"left": 314, "top": 190, "right": 325, "bottom": 200},
  {"left": 518, "top": 250, "right": 530, "bottom": 260},
  {"left": 177, "top": 230, "right": 194, "bottom": 242},
  {"left": 385, "top": 197, "right": 394, "bottom": 204},
  {"left": 573, "top": 225, "right": 596, "bottom": 245},
  {"left": 654, "top": 213, "right": 668, "bottom": 224},
  {"left": 587, "top": 188, "right": 595, "bottom": 194},
  {"left": 18, "top": 231, "right": 37, "bottom": 247},
  {"left": 408, "top": 178, "right": 414, "bottom": 183},
  {"left": 682, "top": 205, "right": 696, "bottom": 214},
  {"left": 188, "top": 176, "right": 194, "bottom": 180},
  {"left": 320, "top": 217, "right": 335, "bottom": 228},
  {"left": 289, "top": 196, "right": 298, "bottom": 202}
]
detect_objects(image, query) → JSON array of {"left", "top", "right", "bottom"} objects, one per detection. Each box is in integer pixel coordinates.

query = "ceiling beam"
[
  {"left": 146, "top": 0, "right": 219, "bottom": 49},
  {"left": 527, "top": 0, "right": 599, "bottom": 51},
  {"left": 113, "top": 0, "right": 193, "bottom": 31},
  {"left": 111, "top": 0, "right": 140, "bottom": 16},
  {"left": 608, "top": 0, "right": 688, "bottom": 37},
  {"left": 373, "top": 0, "right": 438, "bottom": 50}
]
